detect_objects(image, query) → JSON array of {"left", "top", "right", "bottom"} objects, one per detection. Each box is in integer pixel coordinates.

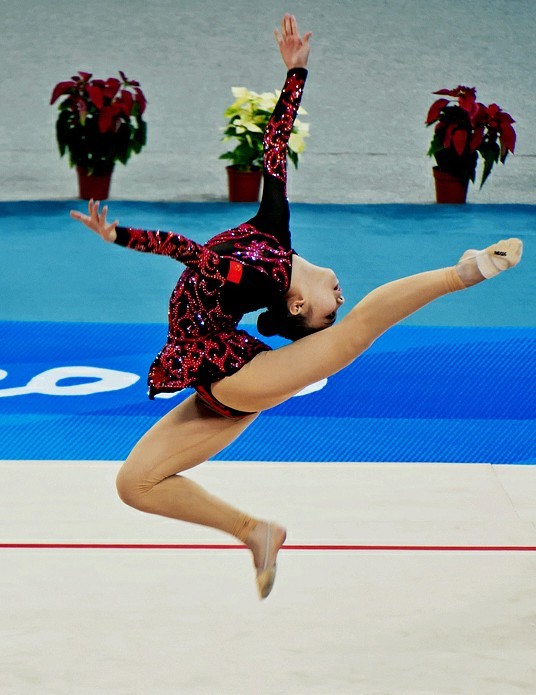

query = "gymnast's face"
[{"left": 289, "top": 266, "right": 345, "bottom": 330}]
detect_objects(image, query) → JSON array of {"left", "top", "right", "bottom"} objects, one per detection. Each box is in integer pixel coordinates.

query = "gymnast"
[{"left": 71, "top": 14, "right": 523, "bottom": 598}]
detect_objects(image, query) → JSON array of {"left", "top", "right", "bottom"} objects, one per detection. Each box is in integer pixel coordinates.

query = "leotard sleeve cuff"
[
  {"left": 114, "top": 226, "right": 131, "bottom": 247},
  {"left": 287, "top": 67, "right": 308, "bottom": 79}
]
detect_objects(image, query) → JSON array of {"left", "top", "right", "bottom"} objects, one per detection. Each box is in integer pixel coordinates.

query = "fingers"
[
  {"left": 283, "top": 14, "right": 291, "bottom": 37},
  {"left": 274, "top": 28, "right": 282, "bottom": 45},
  {"left": 88, "top": 198, "right": 104, "bottom": 221},
  {"left": 282, "top": 13, "right": 295, "bottom": 39},
  {"left": 289, "top": 14, "right": 298, "bottom": 37},
  {"left": 70, "top": 209, "right": 92, "bottom": 225},
  {"left": 275, "top": 14, "right": 291, "bottom": 43},
  {"left": 99, "top": 204, "right": 108, "bottom": 227},
  {"left": 71, "top": 199, "right": 98, "bottom": 223},
  {"left": 279, "top": 14, "right": 310, "bottom": 45},
  {"left": 87, "top": 198, "right": 108, "bottom": 228},
  {"left": 71, "top": 198, "right": 117, "bottom": 241}
]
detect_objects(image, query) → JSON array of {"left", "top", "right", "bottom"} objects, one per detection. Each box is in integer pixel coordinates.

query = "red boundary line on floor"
[{"left": 1, "top": 543, "right": 535, "bottom": 551}]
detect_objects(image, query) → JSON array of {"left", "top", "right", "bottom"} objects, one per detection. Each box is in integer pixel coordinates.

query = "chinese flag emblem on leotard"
[{"left": 227, "top": 260, "right": 243, "bottom": 284}]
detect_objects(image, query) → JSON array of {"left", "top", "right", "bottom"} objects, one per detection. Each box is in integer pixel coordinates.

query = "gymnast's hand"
[
  {"left": 275, "top": 14, "right": 312, "bottom": 70},
  {"left": 70, "top": 199, "right": 119, "bottom": 243}
]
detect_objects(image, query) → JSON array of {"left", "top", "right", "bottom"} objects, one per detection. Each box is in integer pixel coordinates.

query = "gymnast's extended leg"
[{"left": 212, "top": 239, "right": 523, "bottom": 413}]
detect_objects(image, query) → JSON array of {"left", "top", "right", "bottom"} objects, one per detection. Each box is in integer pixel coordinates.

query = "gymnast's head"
[{"left": 257, "top": 259, "right": 345, "bottom": 341}]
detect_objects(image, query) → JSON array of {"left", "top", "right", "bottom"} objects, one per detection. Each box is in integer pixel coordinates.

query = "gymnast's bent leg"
[
  {"left": 116, "top": 395, "right": 285, "bottom": 598},
  {"left": 211, "top": 239, "right": 523, "bottom": 413}
]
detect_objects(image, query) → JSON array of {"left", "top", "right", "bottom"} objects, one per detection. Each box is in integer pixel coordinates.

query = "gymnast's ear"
[{"left": 288, "top": 298, "right": 305, "bottom": 316}]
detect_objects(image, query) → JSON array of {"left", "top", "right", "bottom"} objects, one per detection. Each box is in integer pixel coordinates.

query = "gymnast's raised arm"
[{"left": 246, "top": 15, "right": 312, "bottom": 246}]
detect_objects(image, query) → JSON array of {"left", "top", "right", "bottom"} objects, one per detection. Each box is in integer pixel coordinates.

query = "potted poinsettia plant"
[
  {"left": 426, "top": 85, "right": 516, "bottom": 203},
  {"left": 50, "top": 71, "right": 147, "bottom": 199},
  {"left": 220, "top": 86, "right": 309, "bottom": 201}
]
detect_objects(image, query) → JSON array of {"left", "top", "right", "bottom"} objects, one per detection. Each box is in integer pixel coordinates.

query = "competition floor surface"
[{"left": 1, "top": 201, "right": 535, "bottom": 694}]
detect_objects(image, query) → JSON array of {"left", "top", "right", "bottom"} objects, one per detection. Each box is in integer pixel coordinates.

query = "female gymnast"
[{"left": 71, "top": 14, "right": 523, "bottom": 599}]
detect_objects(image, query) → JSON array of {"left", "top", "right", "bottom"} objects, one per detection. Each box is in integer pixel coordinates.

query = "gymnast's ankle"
[
  {"left": 243, "top": 520, "right": 283, "bottom": 561},
  {"left": 232, "top": 513, "right": 259, "bottom": 544}
]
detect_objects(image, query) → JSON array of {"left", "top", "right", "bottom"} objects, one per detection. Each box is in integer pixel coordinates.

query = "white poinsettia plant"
[{"left": 220, "top": 86, "right": 309, "bottom": 171}]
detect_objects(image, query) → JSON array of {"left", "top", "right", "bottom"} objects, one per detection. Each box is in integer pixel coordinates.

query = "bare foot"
[{"left": 245, "top": 521, "right": 287, "bottom": 599}]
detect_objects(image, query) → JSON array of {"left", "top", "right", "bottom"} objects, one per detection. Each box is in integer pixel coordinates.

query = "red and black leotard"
[{"left": 113, "top": 68, "right": 307, "bottom": 399}]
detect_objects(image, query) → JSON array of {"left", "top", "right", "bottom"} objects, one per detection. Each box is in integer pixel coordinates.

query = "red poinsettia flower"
[
  {"left": 118, "top": 89, "right": 134, "bottom": 116},
  {"left": 458, "top": 93, "right": 479, "bottom": 124},
  {"left": 426, "top": 85, "right": 517, "bottom": 188},
  {"left": 50, "top": 80, "right": 77, "bottom": 105},
  {"left": 103, "top": 78, "right": 121, "bottom": 101},
  {"left": 425, "top": 98, "right": 449, "bottom": 125},
  {"left": 452, "top": 129, "right": 467, "bottom": 157},
  {"left": 87, "top": 84, "right": 104, "bottom": 110},
  {"left": 433, "top": 87, "right": 464, "bottom": 97},
  {"left": 50, "top": 70, "right": 148, "bottom": 175},
  {"left": 134, "top": 87, "right": 147, "bottom": 115}
]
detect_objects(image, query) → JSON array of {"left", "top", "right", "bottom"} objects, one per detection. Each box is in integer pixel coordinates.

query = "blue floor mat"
[
  {"left": 1, "top": 201, "right": 535, "bottom": 327},
  {"left": 1, "top": 202, "right": 534, "bottom": 463},
  {"left": 1, "top": 321, "right": 534, "bottom": 463}
]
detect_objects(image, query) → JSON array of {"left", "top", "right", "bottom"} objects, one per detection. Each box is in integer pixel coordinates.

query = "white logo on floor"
[
  {"left": 0, "top": 367, "right": 326, "bottom": 398},
  {"left": 0, "top": 366, "right": 139, "bottom": 397}
]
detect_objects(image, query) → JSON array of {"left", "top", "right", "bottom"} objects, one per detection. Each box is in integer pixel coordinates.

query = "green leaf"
[
  {"left": 427, "top": 132, "right": 444, "bottom": 158},
  {"left": 288, "top": 149, "right": 298, "bottom": 169},
  {"left": 478, "top": 140, "right": 500, "bottom": 188}
]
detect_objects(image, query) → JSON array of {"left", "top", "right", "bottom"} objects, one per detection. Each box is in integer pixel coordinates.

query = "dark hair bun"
[{"left": 257, "top": 310, "right": 278, "bottom": 337}]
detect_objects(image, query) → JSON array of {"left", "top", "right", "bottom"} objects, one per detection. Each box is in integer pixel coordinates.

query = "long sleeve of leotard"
[
  {"left": 247, "top": 67, "right": 307, "bottom": 248},
  {"left": 114, "top": 226, "right": 231, "bottom": 283}
]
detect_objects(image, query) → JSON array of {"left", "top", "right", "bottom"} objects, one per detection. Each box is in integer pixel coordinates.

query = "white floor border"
[{"left": 1, "top": 460, "right": 535, "bottom": 694}]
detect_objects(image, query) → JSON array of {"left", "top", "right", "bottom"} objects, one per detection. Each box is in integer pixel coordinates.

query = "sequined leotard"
[{"left": 114, "top": 68, "right": 307, "bottom": 399}]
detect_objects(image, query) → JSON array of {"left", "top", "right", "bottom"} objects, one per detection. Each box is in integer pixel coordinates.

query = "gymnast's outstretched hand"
[
  {"left": 275, "top": 13, "right": 312, "bottom": 70},
  {"left": 70, "top": 199, "right": 119, "bottom": 243}
]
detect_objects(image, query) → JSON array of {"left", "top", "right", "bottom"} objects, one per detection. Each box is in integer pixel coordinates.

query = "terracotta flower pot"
[
  {"left": 433, "top": 167, "right": 469, "bottom": 204},
  {"left": 226, "top": 166, "right": 262, "bottom": 203},
  {"left": 76, "top": 165, "right": 114, "bottom": 201}
]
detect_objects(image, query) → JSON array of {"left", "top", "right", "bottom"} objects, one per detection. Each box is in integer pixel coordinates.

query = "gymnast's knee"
[{"left": 115, "top": 461, "right": 151, "bottom": 510}]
